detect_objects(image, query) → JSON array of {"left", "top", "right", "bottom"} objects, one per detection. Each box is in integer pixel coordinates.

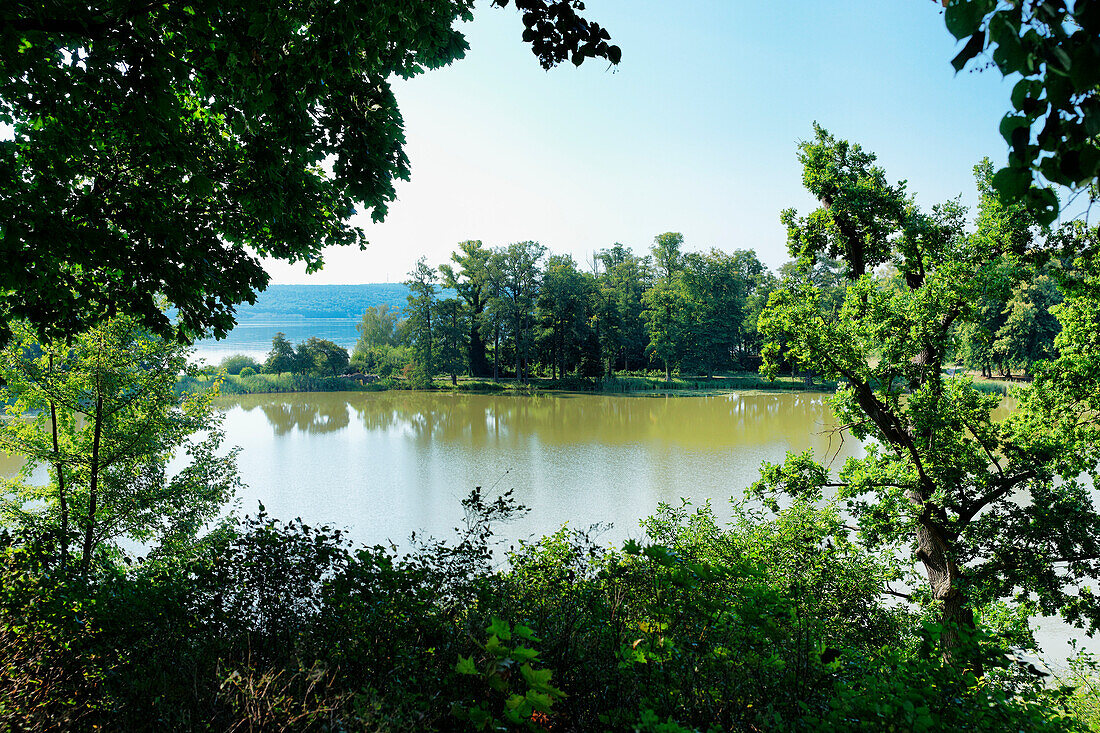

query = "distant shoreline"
[{"left": 178, "top": 371, "right": 846, "bottom": 398}]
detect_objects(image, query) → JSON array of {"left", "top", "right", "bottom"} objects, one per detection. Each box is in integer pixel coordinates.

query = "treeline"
[
  {"left": 212, "top": 234, "right": 1067, "bottom": 392},
  {"left": 351, "top": 235, "right": 775, "bottom": 387},
  {"left": 346, "top": 230, "right": 1067, "bottom": 388}
]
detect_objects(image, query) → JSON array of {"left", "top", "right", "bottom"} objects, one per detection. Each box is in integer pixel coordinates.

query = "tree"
[
  {"left": 680, "top": 250, "right": 750, "bottom": 378},
  {"left": 942, "top": 0, "right": 1100, "bottom": 224},
  {"left": 434, "top": 297, "right": 468, "bottom": 386},
  {"left": 440, "top": 240, "right": 492, "bottom": 377},
  {"left": 642, "top": 277, "right": 686, "bottom": 381},
  {"left": 591, "top": 244, "right": 649, "bottom": 375},
  {"left": 354, "top": 305, "right": 401, "bottom": 354},
  {"left": 296, "top": 337, "right": 350, "bottom": 377},
  {"left": 992, "top": 274, "right": 1062, "bottom": 376},
  {"left": 405, "top": 257, "right": 439, "bottom": 382},
  {"left": 487, "top": 242, "right": 546, "bottom": 383},
  {"left": 264, "top": 332, "right": 297, "bottom": 375},
  {"left": 1, "top": 1, "right": 619, "bottom": 345},
  {"left": 651, "top": 232, "right": 684, "bottom": 284},
  {"left": 0, "top": 318, "right": 240, "bottom": 574},
  {"left": 219, "top": 354, "right": 262, "bottom": 376},
  {"left": 757, "top": 126, "right": 1100, "bottom": 661},
  {"left": 536, "top": 254, "right": 591, "bottom": 380}
]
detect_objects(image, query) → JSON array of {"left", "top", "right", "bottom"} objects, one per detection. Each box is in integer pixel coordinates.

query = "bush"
[
  {"left": 218, "top": 354, "right": 261, "bottom": 375},
  {"left": 238, "top": 366, "right": 256, "bottom": 377},
  {"left": 0, "top": 496, "right": 1085, "bottom": 732}
]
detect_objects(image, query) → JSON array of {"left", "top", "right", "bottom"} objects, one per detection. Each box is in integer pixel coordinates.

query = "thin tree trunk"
[
  {"left": 469, "top": 294, "right": 489, "bottom": 377},
  {"left": 515, "top": 314, "right": 522, "bottom": 384},
  {"left": 82, "top": 394, "right": 104, "bottom": 575},
  {"left": 48, "top": 353, "right": 68, "bottom": 570},
  {"left": 493, "top": 325, "right": 499, "bottom": 382}
]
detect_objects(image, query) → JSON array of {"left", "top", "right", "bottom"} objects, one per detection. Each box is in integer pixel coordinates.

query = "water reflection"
[
  {"left": 214, "top": 390, "right": 864, "bottom": 558},
  {"left": 234, "top": 396, "right": 352, "bottom": 436},
  {"left": 223, "top": 391, "right": 851, "bottom": 456}
]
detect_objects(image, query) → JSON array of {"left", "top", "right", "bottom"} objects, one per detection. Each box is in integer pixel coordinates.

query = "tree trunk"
[
  {"left": 493, "top": 325, "right": 499, "bottom": 382},
  {"left": 451, "top": 372, "right": 457, "bottom": 386},
  {"left": 469, "top": 295, "right": 489, "bottom": 377},
  {"left": 82, "top": 394, "right": 104, "bottom": 575},
  {"left": 665, "top": 360, "right": 671, "bottom": 382},
  {"left": 910, "top": 491, "right": 981, "bottom": 671},
  {"left": 48, "top": 354, "right": 68, "bottom": 570}
]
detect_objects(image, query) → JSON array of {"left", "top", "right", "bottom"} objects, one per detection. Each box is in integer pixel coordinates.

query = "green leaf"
[
  {"left": 1010, "top": 79, "right": 1042, "bottom": 112},
  {"left": 486, "top": 617, "right": 511, "bottom": 641},
  {"left": 999, "top": 114, "right": 1030, "bottom": 145},
  {"left": 952, "top": 31, "right": 986, "bottom": 72},
  {"left": 945, "top": 0, "right": 993, "bottom": 40},
  {"left": 1024, "top": 186, "right": 1059, "bottom": 226},
  {"left": 510, "top": 645, "right": 540, "bottom": 662},
  {"left": 991, "top": 165, "right": 1031, "bottom": 198},
  {"left": 513, "top": 624, "right": 540, "bottom": 642},
  {"left": 455, "top": 655, "right": 477, "bottom": 675}
]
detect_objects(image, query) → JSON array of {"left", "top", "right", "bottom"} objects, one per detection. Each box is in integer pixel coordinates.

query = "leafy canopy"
[
  {"left": 0, "top": 1, "right": 619, "bottom": 345},
  {"left": 759, "top": 126, "right": 1100, "bottom": 652},
  {"left": 942, "top": 0, "right": 1100, "bottom": 224}
]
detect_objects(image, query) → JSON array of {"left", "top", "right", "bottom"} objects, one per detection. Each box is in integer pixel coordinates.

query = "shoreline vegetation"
[
  {"left": 180, "top": 370, "right": 837, "bottom": 397},
  {"left": 180, "top": 367, "right": 1015, "bottom": 398}
]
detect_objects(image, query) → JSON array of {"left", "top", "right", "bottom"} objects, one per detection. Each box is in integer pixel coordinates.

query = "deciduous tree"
[
  {"left": 0, "top": 0, "right": 618, "bottom": 345},
  {"left": 0, "top": 318, "right": 240, "bottom": 574},
  {"left": 757, "top": 127, "right": 1100, "bottom": 662}
]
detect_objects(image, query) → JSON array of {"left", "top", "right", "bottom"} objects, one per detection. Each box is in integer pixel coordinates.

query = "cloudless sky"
[{"left": 264, "top": 0, "right": 1016, "bottom": 284}]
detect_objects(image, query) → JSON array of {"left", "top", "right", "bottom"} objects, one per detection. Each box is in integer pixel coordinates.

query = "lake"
[
  {"left": 219, "top": 390, "right": 864, "bottom": 548},
  {"left": 191, "top": 318, "right": 361, "bottom": 365},
  {"left": 2, "top": 389, "right": 1093, "bottom": 667}
]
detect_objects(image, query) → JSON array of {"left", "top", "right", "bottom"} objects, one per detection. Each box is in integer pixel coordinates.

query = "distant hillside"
[{"left": 234, "top": 283, "right": 410, "bottom": 321}]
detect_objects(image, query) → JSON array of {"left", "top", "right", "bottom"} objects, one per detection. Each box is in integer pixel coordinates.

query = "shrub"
[
  {"left": 218, "top": 354, "right": 261, "bottom": 375},
  {"left": 238, "top": 366, "right": 257, "bottom": 377}
]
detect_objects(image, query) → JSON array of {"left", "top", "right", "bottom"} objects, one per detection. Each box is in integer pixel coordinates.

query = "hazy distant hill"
[{"left": 233, "top": 283, "right": 410, "bottom": 321}]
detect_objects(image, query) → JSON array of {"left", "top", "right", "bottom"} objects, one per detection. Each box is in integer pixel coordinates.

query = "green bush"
[
  {"left": 218, "top": 354, "right": 261, "bottom": 375},
  {"left": 0, "top": 496, "right": 1085, "bottom": 731},
  {"left": 238, "top": 366, "right": 257, "bottom": 377}
]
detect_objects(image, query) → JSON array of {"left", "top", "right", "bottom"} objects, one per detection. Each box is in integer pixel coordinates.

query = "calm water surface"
[
  {"left": 221, "top": 390, "right": 863, "bottom": 547},
  {"left": 191, "top": 318, "right": 360, "bottom": 364},
  {"left": 2, "top": 390, "right": 1092, "bottom": 666}
]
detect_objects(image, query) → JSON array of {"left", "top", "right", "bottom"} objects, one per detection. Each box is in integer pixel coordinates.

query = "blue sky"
[{"left": 265, "top": 0, "right": 1016, "bottom": 284}]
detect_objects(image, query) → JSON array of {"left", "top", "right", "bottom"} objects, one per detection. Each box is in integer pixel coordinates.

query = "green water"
[
  {"left": 1, "top": 389, "right": 1092, "bottom": 665},
  {"left": 215, "top": 390, "right": 864, "bottom": 546}
]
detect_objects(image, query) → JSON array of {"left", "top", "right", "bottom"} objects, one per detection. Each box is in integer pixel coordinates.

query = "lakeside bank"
[
  {"left": 177, "top": 371, "right": 843, "bottom": 397},
  {"left": 178, "top": 370, "right": 1016, "bottom": 397}
]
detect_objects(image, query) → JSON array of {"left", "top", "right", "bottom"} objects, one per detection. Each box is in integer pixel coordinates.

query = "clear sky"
[{"left": 264, "top": 0, "right": 1017, "bottom": 284}]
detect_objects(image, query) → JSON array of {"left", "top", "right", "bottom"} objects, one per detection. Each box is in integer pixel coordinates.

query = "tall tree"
[
  {"left": 642, "top": 277, "right": 686, "bottom": 381},
  {"left": 434, "top": 297, "right": 469, "bottom": 386},
  {"left": 404, "top": 258, "right": 438, "bottom": 382},
  {"left": 651, "top": 232, "right": 684, "bottom": 284},
  {"left": 487, "top": 242, "right": 546, "bottom": 383},
  {"left": 264, "top": 332, "right": 297, "bottom": 375},
  {"left": 757, "top": 127, "right": 1100, "bottom": 662},
  {"left": 592, "top": 244, "right": 649, "bottom": 374},
  {"left": 680, "top": 250, "right": 749, "bottom": 378},
  {"left": 536, "top": 254, "right": 591, "bottom": 380},
  {"left": 1, "top": 1, "right": 618, "bottom": 345},
  {"left": 296, "top": 337, "right": 350, "bottom": 377},
  {"left": 0, "top": 318, "right": 240, "bottom": 573},
  {"left": 354, "top": 304, "right": 401, "bottom": 354},
  {"left": 439, "top": 240, "right": 492, "bottom": 377}
]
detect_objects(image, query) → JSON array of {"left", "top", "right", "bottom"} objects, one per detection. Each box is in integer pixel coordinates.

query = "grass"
[
  {"left": 178, "top": 370, "right": 838, "bottom": 397},
  {"left": 181, "top": 367, "right": 1019, "bottom": 399}
]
